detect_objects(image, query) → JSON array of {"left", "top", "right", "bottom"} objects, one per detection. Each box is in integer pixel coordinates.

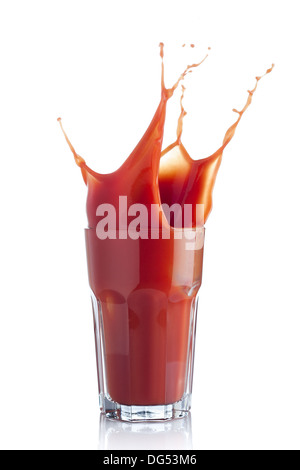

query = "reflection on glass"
[{"left": 99, "top": 413, "right": 193, "bottom": 450}]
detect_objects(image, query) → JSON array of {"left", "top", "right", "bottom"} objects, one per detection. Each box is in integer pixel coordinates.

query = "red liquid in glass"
[{"left": 58, "top": 45, "right": 273, "bottom": 406}]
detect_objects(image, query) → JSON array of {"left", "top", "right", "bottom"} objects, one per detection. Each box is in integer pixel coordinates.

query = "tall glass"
[{"left": 85, "top": 227, "right": 205, "bottom": 421}]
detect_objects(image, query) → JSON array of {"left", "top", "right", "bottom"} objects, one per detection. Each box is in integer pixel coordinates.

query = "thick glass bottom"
[{"left": 100, "top": 394, "right": 192, "bottom": 422}]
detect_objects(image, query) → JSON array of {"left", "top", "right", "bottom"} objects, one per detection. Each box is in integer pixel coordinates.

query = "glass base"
[{"left": 100, "top": 394, "right": 192, "bottom": 422}]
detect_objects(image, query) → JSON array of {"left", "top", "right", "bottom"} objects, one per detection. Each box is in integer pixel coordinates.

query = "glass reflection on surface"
[{"left": 99, "top": 413, "right": 193, "bottom": 450}]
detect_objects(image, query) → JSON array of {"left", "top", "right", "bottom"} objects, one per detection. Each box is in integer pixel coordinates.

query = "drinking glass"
[{"left": 85, "top": 227, "right": 204, "bottom": 421}]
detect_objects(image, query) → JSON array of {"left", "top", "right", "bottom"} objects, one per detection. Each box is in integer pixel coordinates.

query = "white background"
[{"left": 0, "top": 0, "right": 299, "bottom": 450}]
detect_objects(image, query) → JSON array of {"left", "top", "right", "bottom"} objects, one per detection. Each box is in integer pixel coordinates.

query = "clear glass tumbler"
[{"left": 85, "top": 227, "right": 205, "bottom": 421}]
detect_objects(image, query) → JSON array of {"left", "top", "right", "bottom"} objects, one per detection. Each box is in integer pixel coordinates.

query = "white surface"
[{"left": 0, "top": 0, "right": 299, "bottom": 450}]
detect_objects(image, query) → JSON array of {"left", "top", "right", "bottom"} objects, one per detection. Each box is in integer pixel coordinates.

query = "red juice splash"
[
  {"left": 58, "top": 46, "right": 273, "bottom": 408},
  {"left": 58, "top": 44, "right": 209, "bottom": 231},
  {"left": 159, "top": 63, "right": 275, "bottom": 225}
]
